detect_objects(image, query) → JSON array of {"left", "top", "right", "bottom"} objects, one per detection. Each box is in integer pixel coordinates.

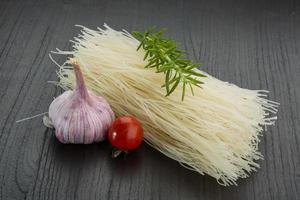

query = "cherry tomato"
[{"left": 108, "top": 116, "right": 143, "bottom": 151}]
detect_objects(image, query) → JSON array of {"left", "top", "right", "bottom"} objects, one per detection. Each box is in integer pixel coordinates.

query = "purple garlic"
[{"left": 48, "top": 59, "right": 115, "bottom": 144}]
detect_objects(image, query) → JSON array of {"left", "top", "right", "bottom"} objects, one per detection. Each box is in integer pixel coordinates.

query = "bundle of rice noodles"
[{"left": 50, "top": 24, "right": 279, "bottom": 186}]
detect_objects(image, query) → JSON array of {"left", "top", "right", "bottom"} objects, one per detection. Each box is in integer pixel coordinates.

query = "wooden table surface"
[{"left": 0, "top": 0, "right": 299, "bottom": 199}]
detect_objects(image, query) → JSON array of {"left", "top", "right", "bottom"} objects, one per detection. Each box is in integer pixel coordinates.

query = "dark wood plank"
[{"left": 0, "top": 0, "right": 299, "bottom": 199}]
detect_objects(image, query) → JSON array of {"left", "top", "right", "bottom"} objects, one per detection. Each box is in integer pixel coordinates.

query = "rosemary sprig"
[{"left": 132, "top": 28, "right": 206, "bottom": 101}]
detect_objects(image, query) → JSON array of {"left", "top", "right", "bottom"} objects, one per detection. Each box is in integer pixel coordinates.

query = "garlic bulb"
[{"left": 48, "top": 59, "right": 115, "bottom": 144}]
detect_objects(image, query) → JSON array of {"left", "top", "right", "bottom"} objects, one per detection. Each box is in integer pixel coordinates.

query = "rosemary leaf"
[
  {"left": 182, "top": 81, "right": 186, "bottom": 101},
  {"left": 166, "top": 78, "right": 181, "bottom": 96},
  {"left": 133, "top": 28, "right": 206, "bottom": 100}
]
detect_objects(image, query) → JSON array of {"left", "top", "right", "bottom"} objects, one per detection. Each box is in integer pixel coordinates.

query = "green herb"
[{"left": 132, "top": 28, "right": 206, "bottom": 101}]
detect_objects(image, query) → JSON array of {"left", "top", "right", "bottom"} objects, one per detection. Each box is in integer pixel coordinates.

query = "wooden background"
[{"left": 0, "top": 0, "right": 299, "bottom": 199}]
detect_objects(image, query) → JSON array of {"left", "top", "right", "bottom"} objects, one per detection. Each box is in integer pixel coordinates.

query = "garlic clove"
[{"left": 48, "top": 59, "right": 115, "bottom": 144}]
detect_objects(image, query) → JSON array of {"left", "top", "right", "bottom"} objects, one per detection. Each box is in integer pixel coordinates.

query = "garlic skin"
[{"left": 49, "top": 59, "right": 115, "bottom": 144}]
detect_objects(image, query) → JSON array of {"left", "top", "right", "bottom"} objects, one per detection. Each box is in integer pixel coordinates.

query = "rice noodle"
[{"left": 51, "top": 24, "right": 279, "bottom": 186}]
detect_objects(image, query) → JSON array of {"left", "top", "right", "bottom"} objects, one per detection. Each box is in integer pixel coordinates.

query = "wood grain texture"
[{"left": 0, "top": 0, "right": 299, "bottom": 199}]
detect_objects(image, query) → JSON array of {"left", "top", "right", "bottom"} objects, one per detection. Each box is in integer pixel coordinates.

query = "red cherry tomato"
[{"left": 108, "top": 116, "right": 143, "bottom": 151}]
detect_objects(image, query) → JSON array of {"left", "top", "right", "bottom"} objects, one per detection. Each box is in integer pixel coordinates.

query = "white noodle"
[{"left": 52, "top": 25, "right": 279, "bottom": 186}]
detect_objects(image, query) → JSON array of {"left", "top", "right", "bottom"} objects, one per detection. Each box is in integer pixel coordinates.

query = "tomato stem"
[
  {"left": 111, "top": 148, "right": 122, "bottom": 158},
  {"left": 111, "top": 148, "right": 129, "bottom": 158}
]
